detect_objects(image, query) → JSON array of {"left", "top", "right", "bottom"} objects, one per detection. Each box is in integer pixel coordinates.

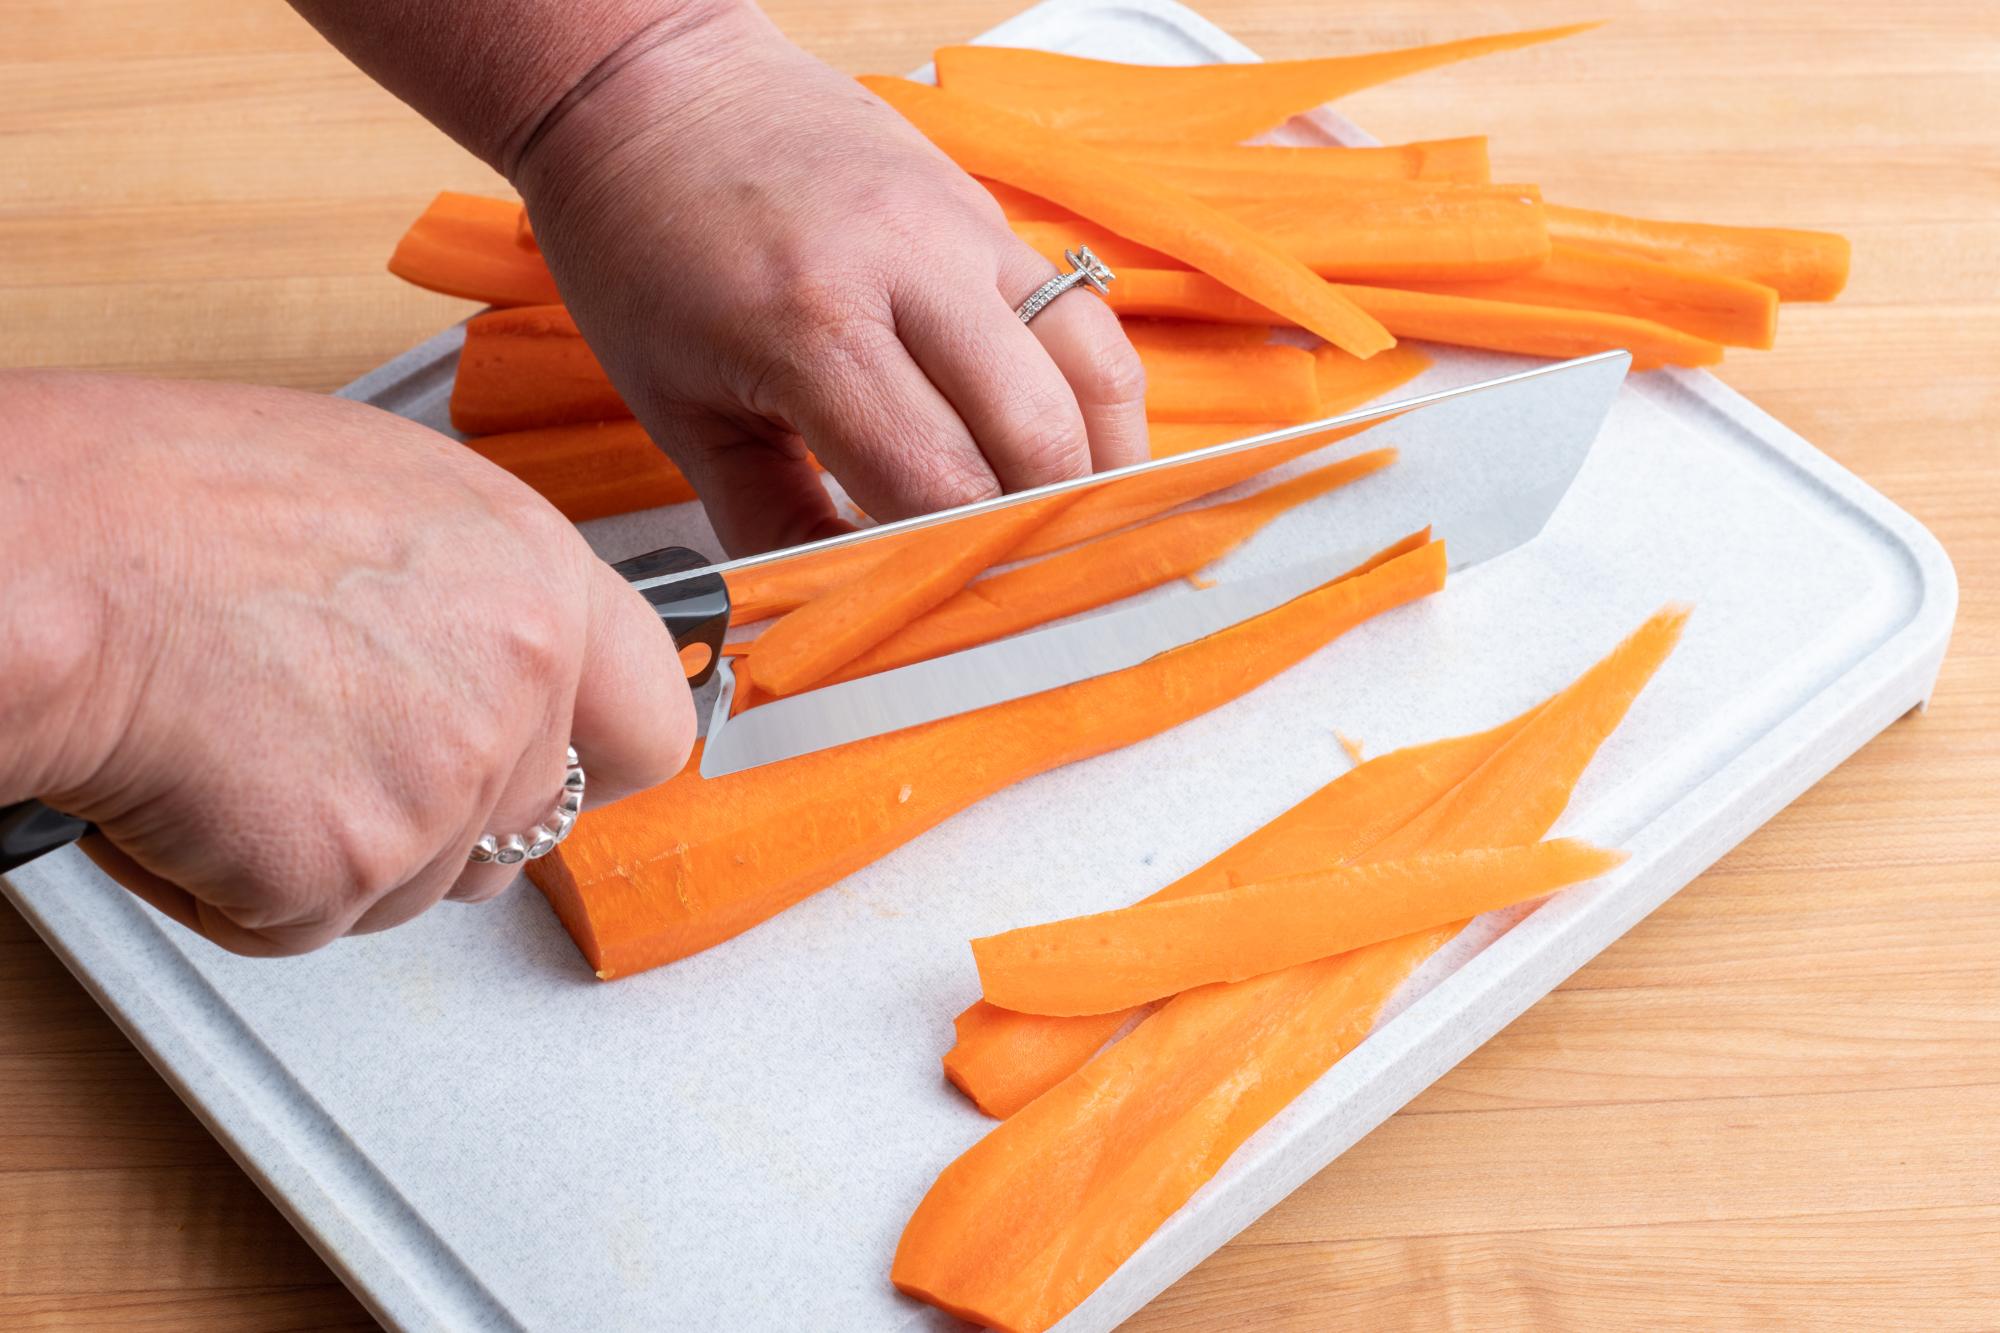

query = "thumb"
[{"left": 569, "top": 557, "right": 699, "bottom": 805}]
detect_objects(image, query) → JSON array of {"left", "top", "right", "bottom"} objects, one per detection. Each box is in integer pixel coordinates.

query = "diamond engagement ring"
[
  {"left": 467, "top": 746, "right": 585, "bottom": 865},
  {"left": 1014, "top": 246, "right": 1116, "bottom": 324}
]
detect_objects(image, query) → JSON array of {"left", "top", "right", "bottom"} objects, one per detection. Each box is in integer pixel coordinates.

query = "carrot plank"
[
  {"left": 465, "top": 420, "right": 694, "bottom": 522},
  {"left": 898, "top": 607, "right": 1687, "bottom": 1329},
  {"left": 1100, "top": 136, "right": 1492, "bottom": 187},
  {"left": 1120, "top": 319, "right": 1273, "bottom": 353},
  {"left": 974, "top": 839, "right": 1624, "bottom": 1016},
  {"left": 1547, "top": 204, "right": 1851, "bottom": 302},
  {"left": 859, "top": 76, "right": 1394, "bottom": 358},
  {"left": 526, "top": 541, "right": 1446, "bottom": 978},
  {"left": 1008, "top": 218, "right": 1182, "bottom": 270},
  {"left": 1222, "top": 183, "right": 1550, "bottom": 282},
  {"left": 388, "top": 191, "right": 562, "bottom": 308},
  {"left": 931, "top": 23, "right": 1599, "bottom": 142},
  {"left": 1137, "top": 341, "right": 1323, "bottom": 422},
  {"left": 448, "top": 304, "right": 628, "bottom": 434},
  {"left": 978, "top": 177, "right": 1073, "bottom": 221}
]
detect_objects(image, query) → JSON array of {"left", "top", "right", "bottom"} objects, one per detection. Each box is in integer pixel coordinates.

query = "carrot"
[
  {"left": 747, "top": 499, "right": 1063, "bottom": 698},
  {"left": 448, "top": 304, "right": 628, "bottom": 434},
  {"left": 724, "top": 541, "right": 892, "bottom": 626},
  {"left": 1547, "top": 204, "right": 1851, "bottom": 302},
  {"left": 1147, "top": 420, "right": 1287, "bottom": 458},
  {"left": 464, "top": 419, "right": 694, "bottom": 522},
  {"left": 1101, "top": 136, "right": 1492, "bottom": 187},
  {"left": 859, "top": 76, "right": 1394, "bottom": 358},
  {"left": 388, "top": 191, "right": 562, "bottom": 308},
  {"left": 526, "top": 541, "right": 1446, "bottom": 978},
  {"left": 896, "top": 607, "right": 1687, "bottom": 1329},
  {"left": 931, "top": 23, "right": 1599, "bottom": 142},
  {"left": 1314, "top": 340, "right": 1431, "bottom": 410},
  {"left": 1400, "top": 242, "right": 1779, "bottom": 349},
  {"left": 977, "top": 177, "right": 1072, "bottom": 221},
  {"left": 974, "top": 839, "right": 1624, "bottom": 1016},
  {"left": 817, "top": 452, "right": 1397, "bottom": 686},
  {"left": 1223, "top": 183, "right": 1550, "bottom": 282},
  {"left": 1120, "top": 319, "right": 1272, "bottom": 353},
  {"left": 1101, "top": 268, "right": 1725, "bottom": 368},
  {"left": 1008, "top": 218, "right": 1182, "bottom": 270},
  {"left": 1137, "top": 341, "right": 1323, "bottom": 423}
]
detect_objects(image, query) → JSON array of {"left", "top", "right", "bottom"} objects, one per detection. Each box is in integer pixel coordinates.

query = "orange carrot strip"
[
  {"left": 1547, "top": 204, "right": 1851, "bottom": 302},
  {"left": 1137, "top": 341, "right": 1323, "bottom": 423},
  {"left": 1104, "top": 268, "right": 1287, "bottom": 324},
  {"left": 747, "top": 500, "right": 1061, "bottom": 698},
  {"left": 1120, "top": 319, "right": 1272, "bottom": 352},
  {"left": 860, "top": 76, "right": 1393, "bottom": 358},
  {"left": 820, "top": 452, "right": 1395, "bottom": 686},
  {"left": 898, "top": 608, "right": 1687, "bottom": 1329},
  {"left": 1146, "top": 420, "right": 1287, "bottom": 458},
  {"left": 977, "top": 177, "right": 1073, "bottom": 221},
  {"left": 388, "top": 192, "right": 562, "bottom": 308},
  {"left": 1009, "top": 218, "right": 1182, "bottom": 270},
  {"left": 527, "top": 542, "right": 1445, "bottom": 978},
  {"left": 1400, "top": 242, "right": 1779, "bottom": 349},
  {"left": 448, "top": 305, "right": 628, "bottom": 434},
  {"left": 464, "top": 420, "right": 692, "bottom": 522},
  {"left": 975, "top": 839, "right": 1624, "bottom": 1016},
  {"left": 1102, "top": 136, "right": 1492, "bottom": 186},
  {"left": 1224, "top": 183, "right": 1550, "bottom": 282},
  {"left": 931, "top": 23, "right": 1598, "bottom": 142},
  {"left": 723, "top": 542, "right": 894, "bottom": 626}
]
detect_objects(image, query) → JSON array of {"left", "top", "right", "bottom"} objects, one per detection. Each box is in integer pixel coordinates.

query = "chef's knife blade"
[{"left": 693, "top": 350, "right": 1629, "bottom": 779}]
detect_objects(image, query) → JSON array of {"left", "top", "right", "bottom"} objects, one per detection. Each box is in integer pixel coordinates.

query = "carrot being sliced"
[
  {"left": 448, "top": 304, "right": 628, "bottom": 434},
  {"left": 724, "top": 541, "right": 892, "bottom": 626},
  {"left": 1547, "top": 204, "right": 1851, "bottom": 302},
  {"left": 747, "top": 499, "right": 1062, "bottom": 698},
  {"left": 464, "top": 420, "right": 693, "bottom": 522},
  {"left": 975, "top": 839, "right": 1624, "bottom": 1016},
  {"left": 931, "top": 23, "right": 1599, "bottom": 143},
  {"left": 1223, "top": 183, "right": 1550, "bottom": 282},
  {"left": 1400, "top": 242, "right": 1779, "bottom": 349},
  {"left": 388, "top": 191, "right": 562, "bottom": 308},
  {"left": 897, "top": 607, "right": 1688, "bottom": 1329},
  {"left": 818, "top": 452, "right": 1398, "bottom": 687},
  {"left": 1137, "top": 341, "right": 1323, "bottom": 423},
  {"left": 860, "top": 76, "right": 1394, "bottom": 358},
  {"left": 1101, "top": 136, "right": 1492, "bottom": 187},
  {"left": 528, "top": 541, "right": 1447, "bottom": 978}
]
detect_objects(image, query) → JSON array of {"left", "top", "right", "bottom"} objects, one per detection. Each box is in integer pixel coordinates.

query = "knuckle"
[
  {"left": 1080, "top": 336, "right": 1149, "bottom": 408},
  {"left": 998, "top": 393, "right": 1090, "bottom": 482}
]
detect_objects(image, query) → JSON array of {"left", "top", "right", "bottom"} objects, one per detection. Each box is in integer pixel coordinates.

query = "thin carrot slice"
[
  {"left": 1223, "top": 183, "right": 1550, "bottom": 282},
  {"left": 1137, "top": 341, "right": 1323, "bottom": 422},
  {"left": 860, "top": 76, "right": 1394, "bottom": 358},
  {"left": 897, "top": 607, "right": 1687, "bottom": 1329},
  {"left": 465, "top": 420, "right": 693, "bottom": 521},
  {"left": 931, "top": 23, "right": 1599, "bottom": 142},
  {"left": 528, "top": 541, "right": 1447, "bottom": 977},
  {"left": 388, "top": 191, "right": 562, "bottom": 308},
  {"left": 1400, "top": 242, "right": 1779, "bottom": 349},
  {"left": 448, "top": 304, "right": 628, "bottom": 434},
  {"left": 818, "top": 452, "right": 1396, "bottom": 686},
  {"left": 1103, "top": 268, "right": 1288, "bottom": 324},
  {"left": 1009, "top": 218, "right": 1182, "bottom": 270},
  {"left": 747, "top": 500, "right": 1061, "bottom": 698},
  {"left": 724, "top": 542, "right": 893, "bottom": 626},
  {"left": 1101, "top": 136, "right": 1492, "bottom": 186},
  {"left": 975, "top": 839, "right": 1624, "bottom": 1016},
  {"left": 1548, "top": 204, "right": 1851, "bottom": 302}
]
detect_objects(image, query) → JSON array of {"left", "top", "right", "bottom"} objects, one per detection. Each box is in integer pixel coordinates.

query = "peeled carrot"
[
  {"left": 896, "top": 607, "right": 1686, "bottom": 1329},
  {"left": 724, "top": 541, "right": 891, "bottom": 626},
  {"left": 978, "top": 177, "right": 1072, "bottom": 221},
  {"left": 528, "top": 540, "right": 1447, "bottom": 977},
  {"left": 1136, "top": 340, "right": 1323, "bottom": 422},
  {"left": 818, "top": 451, "right": 1396, "bottom": 686},
  {"left": 975, "top": 839, "right": 1624, "bottom": 1016},
  {"left": 448, "top": 304, "right": 628, "bottom": 434},
  {"left": 931, "top": 23, "right": 1599, "bottom": 142},
  {"left": 1102, "top": 268, "right": 1288, "bottom": 324},
  {"left": 388, "top": 191, "right": 562, "bottom": 308},
  {"left": 1548, "top": 204, "right": 1851, "bottom": 302},
  {"left": 1120, "top": 319, "right": 1272, "bottom": 353},
  {"left": 1008, "top": 218, "right": 1181, "bottom": 270},
  {"left": 859, "top": 76, "right": 1394, "bottom": 358},
  {"left": 1401, "top": 242, "right": 1779, "bottom": 349},
  {"left": 1101, "top": 136, "right": 1492, "bottom": 187},
  {"left": 748, "top": 499, "right": 1062, "bottom": 698},
  {"left": 464, "top": 419, "right": 693, "bottom": 522},
  {"left": 1223, "top": 183, "right": 1550, "bottom": 282}
]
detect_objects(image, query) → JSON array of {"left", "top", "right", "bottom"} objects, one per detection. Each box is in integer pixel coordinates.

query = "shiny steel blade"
[{"left": 698, "top": 351, "right": 1628, "bottom": 778}]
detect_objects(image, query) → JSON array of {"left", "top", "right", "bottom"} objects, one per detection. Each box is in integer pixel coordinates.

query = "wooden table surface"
[{"left": 3, "top": 1, "right": 1995, "bottom": 1327}]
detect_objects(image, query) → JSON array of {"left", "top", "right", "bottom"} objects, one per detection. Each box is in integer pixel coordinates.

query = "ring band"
[
  {"left": 1014, "top": 246, "right": 1116, "bottom": 325},
  {"left": 468, "top": 746, "right": 584, "bottom": 865}
]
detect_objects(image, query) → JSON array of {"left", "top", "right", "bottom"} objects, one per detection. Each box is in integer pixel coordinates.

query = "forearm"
[{"left": 285, "top": 0, "right": 746, "bottom": 179}]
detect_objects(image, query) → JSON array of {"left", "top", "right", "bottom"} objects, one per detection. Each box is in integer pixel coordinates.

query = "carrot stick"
[
  {"left": 1547, "top": 204, "right": 1851, "bottom": 302},
  {"left": 931, "top": 23, "right": 1599, "bottom": 142},
  {"left": 448, "top": 304, "right": 628, "bottom": 434},
  {"left": 388, "top": 191, "right": 562, "bottom": 308},
  {"left": 527, "top": 541, "right": 1446, "bottom": 978},
  {"left": 464, "top": 420, "right": 694, "bottom": 522},
  {"left": 1008, "top": 218, "right": 1182, "bottom": 270},
  {"left": 1120, "top": 319, "right": 1272, "bottom": 352},
  {"left": 724, "top": 542, "right": 893, "bottom": 626},
  {"left": 1400, "top": 242, "right": 1779, "bottom": 349},
  {"left": 1146, "top": 421, "right": 1287, "bottom": 458},
  {"left": 747, "top": 499, "right": 1062, "bottom": 698},
  {"left": 975, "top": 839, "right": 1624, "bottom": 1016},
  {"left": 977, "top": 177, "right": 1073, "bottom": 221},
  {"left": 1222, "top": 183, "right": 1550, "bottom": 282},
  {"left": 1100, "top": 136, "right": 1492, "bottom": 187},
  {"left": 1136, "top": 341, "right": 1323, "bottom": 422},
  {"left": 859, "top": 76, "right": 1394, "bottom": 358},
  {"left": 818, "top": 452, "right": 1397, "bottom": 686},
  {"left": 896, "top": 607, "right": 1687, "bottom": 1330}
]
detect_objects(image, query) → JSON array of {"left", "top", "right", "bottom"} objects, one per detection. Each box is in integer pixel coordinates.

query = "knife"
[{"left": 0, "top": 350, "right": 1626, "bottom": 870}]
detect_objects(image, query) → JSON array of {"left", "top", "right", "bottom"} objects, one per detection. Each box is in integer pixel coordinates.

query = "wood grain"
[{"left": 3, "top": 0, "right": 1995, "bottom": 1327}]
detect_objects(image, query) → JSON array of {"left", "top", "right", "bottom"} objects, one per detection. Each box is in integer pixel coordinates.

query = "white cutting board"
[{"left": 1, "top": 2, "right": 1956, "bottom": 1329}]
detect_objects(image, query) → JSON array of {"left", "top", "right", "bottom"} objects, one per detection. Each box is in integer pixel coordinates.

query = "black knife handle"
[{"left": 0, "top": 548, "right": 729, "bottom": 875}]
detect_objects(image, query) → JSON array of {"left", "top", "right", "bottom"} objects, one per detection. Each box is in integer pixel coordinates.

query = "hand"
[
  {"left": 0, "top": 372, "right": 695, "bottom": 955},
  {"left": 509, "top": 2, "right": 1149, "bottom": 555}
]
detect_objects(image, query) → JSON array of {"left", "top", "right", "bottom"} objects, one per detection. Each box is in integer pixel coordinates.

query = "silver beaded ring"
[
  {"left": 467, "top": 746, "right": 585, "bottom": 865},
  {"left": 1014, "top": 245, "right": 1116, "bottom": 325}
]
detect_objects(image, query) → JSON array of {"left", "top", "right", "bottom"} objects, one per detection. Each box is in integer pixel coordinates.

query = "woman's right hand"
[{"left": 0, "top": 371, "right": 695, "bottom": 955}]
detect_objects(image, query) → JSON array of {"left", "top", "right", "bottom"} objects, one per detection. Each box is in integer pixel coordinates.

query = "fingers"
[
  {"left": 438, "top": 734, "right": 573, "bottom": 908},
  {"left": 996, "top": 247, "right": 1151, "bottom": 473},
  {"left": 567, "top": 555, "right": 698, "bottom": 806},
  {"left": 666, "top": 419, "right": 851, "bottom": 558}
]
